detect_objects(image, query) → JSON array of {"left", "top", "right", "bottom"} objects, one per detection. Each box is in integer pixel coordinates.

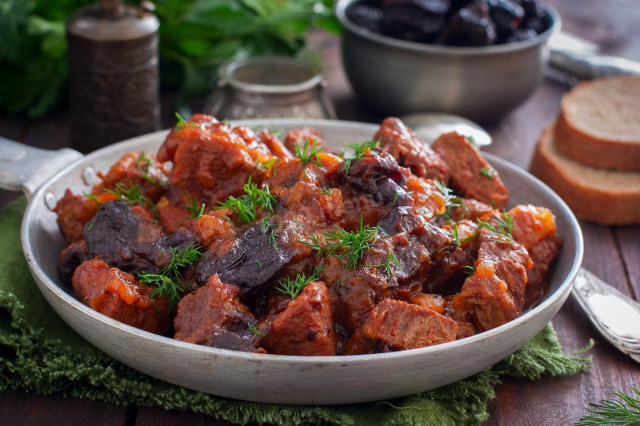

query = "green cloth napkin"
[{"left": 0, "top": 197, "right": 591, "bottom": 425}]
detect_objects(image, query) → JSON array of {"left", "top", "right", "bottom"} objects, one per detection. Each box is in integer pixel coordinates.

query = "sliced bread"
[
  {"left": 555, "top": 75, "right": 640, "bottom": 171},
  {"left": 530, "top": 124, "right": 640, "bottom": 225}
]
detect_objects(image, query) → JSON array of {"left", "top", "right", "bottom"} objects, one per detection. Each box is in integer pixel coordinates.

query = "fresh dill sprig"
[
  {"left": 294, "top": 138, "right": 324, "bottom": 166},
  {"left": 256, "top": 156, "right": 277, "bottom": 174},
  {"left": 480, "top": 167, "right": 494, "bottom": 178},
  {"left": 135, "top": 152, "right": 166, "bottom": 187},
  {"left": 477, "top": 211, "right": 515, "bottom": 244},
  {"left": 185, "top": 195, "right": 205, "bottom": 219},
  {"left": 462, "top": 265, "right": 476, "bottom": 276},
  {"left": 276, "top": 266, "right": 324, "bottom": 299},
  {"left": 105, "top": 182, "right": 156, "bottom": 211},
  {"left": 309, "top": 218, "right": 380, "bottom": 269},
  {"left": 260, "top": 215, "right": 281, "bottom": 253},
  {"left": 247, "top": 322, "right": 266, "bottom": 337},
  {"left": 138, "top": 243, "right": 203, "bottom": 309},
  {"left": 216, "top": 177, "right": 277, "bottom": 223},
  {"left": 83, "top": 192, "right": 102, "bottom": 206},
  {"left": 452, "top": 223, "right": 461, "bottom": 247},
  {"left": 576, "top": 388, "right": 640, "bottom": 426},
  {"left": 174, "top": 112, "right": 198, "bottom": 130},
  {"left": 269, "top": 125, "right": 284, "bottom": 139},
  {"left": 340, "top": 140, "right": 379, "bottom": 173},
  {"left": 363, "top": 252, "right": 402, "bottom": 279},
  {"left": 434, "top": 179, "right": 465, "bottom": 222}
]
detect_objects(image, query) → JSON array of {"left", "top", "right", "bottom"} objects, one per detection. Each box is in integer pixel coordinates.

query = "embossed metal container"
[
  {"left": 67, "top": 0, "right": 160, "bottom": 153},
  {"left": 205, "top": 56, "right": 336, "bottom": 120}
]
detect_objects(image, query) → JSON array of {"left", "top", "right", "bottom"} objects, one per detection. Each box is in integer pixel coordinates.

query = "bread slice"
[
  {"left": 555, "top": 75, "right": 640, "bottom": 171},
  {"left": 530, "top": 124, "right": 640, "bottom": 225}
]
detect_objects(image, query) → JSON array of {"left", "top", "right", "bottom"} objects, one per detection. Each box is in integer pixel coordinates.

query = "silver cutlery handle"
[
  {"left": 550, "top": 49, "right": 640, "bottom": 80},
  {"left": 572, "top": 268, "right": 640, "bottom": 363},
  {"left": 0, "top": 136, "right": 83, "bottom": 199}
]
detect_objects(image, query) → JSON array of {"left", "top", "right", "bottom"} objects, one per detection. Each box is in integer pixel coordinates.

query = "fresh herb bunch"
[
  {"left": 576, "top": 388, "right": 640, "bottom": 426},
  {"left": 135, "top": 152, "right": 166, "bottom": 187},
  {"left": 174, "top": 112, "right": 198, "bottom": 130},
  {"left": 434, "top": 179, "right": 465, "bottom": 222},
  {"left": 185, "top": 194, "right": 205, "bottom": 219},
  {"left": 477, "top": 211, "right": 515, "bottom": 245},
  {"left": 340, "top": 140, "right": 379, "bottom": 173},
  {"left": 304, "top": 218, "right": 380, "bottom": 269},
  {"left": 0, "top": 0, "right": 339, "bottom": 117},
  {"left": 217, "top": 177, "right": 277, "bottom": 223},
  {"left": 363, "top": 252, "right": 401, "bottom": 279},
  {"left": 276, "top": 266, "right": 323, "bottom": 299},
  {"left": 138, "top": 243, "right": 203, "bottom": 309},
  {"left": 294, "top": 138, "right": 324, "bottom": 166},
  {"left": 105, "top": 182, "right": 156, "bottom": 211}
]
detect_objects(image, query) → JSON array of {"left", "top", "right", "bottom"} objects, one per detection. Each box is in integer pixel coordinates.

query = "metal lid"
[{"left": 67, "top": 1, "right": 158, "bottom": 41}]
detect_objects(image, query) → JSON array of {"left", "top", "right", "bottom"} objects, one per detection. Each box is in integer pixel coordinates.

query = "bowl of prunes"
[{"left": 336, "top": 0, "right": 560, "bottom": 122}]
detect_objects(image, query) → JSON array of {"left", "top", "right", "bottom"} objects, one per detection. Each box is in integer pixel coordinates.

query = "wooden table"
[{"left": 1, "top": 0, "right": 638, "bottom": 424}]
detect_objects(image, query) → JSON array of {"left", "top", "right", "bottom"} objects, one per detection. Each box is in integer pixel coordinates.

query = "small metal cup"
[{"left": 205, "top": 56, "right": 336, "bottom": 120}]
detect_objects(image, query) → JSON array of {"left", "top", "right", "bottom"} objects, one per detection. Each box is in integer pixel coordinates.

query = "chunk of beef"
[
  {"left": 506, "top": 205, "right": 561, "bottom": 305},
  {"left": 157, "top": 115, "right": 266, "bottom": 205},
  {"left": 157, "top": 114, "right": 221, "bottom": 162},
  {"left": 405, "top": 176, "right": 446, "bottom": 220},
  {"left": 432, "top": 132, "right": 509, "bottom": 208},
  {"left": 174, "top": 274, "right": 259, "bottom": 351},
  {"left": 507, "top": 204, "right": 557, "bottom": 252},
  {"left": 426, "top": 245, "right": 474, "bottom": 295},
  {"left": 337, "top": 151, "right": 411, "bottom": 207},
  {"left": 54, "top": 189, "right": 101, "bottom": 244},
  {"left": 58, "top": 240, "right": 88, "bottom": 283},
  {"left": 194, "top": 224, "right": 296, "bottom": 304},
  {"left": 525, "top": 236, "right": 561, "bottom": 306},
  {"left": 256, "top": 127, "right": 294, "bottom": 158},
  {"left": 283, "top": 126, "right": 325, "bottom": 153},
  {"left": 343, "top": 299, "right": 458, "bottom": 354},
  {"left": 448, "top": 198, "right": 494, "bottom": 222},
  {"left": 449, "top": 228, "right": 531, "bottom": 331},
  {"left": 85, "top": 200, "right": 198, "bottom": 275},
  {"left": 260, "top": 282, "right": 337, "bottom": 355},
  {"left": 379, "top": 206, "right": 450, "bottom": 252},
  {"left": 374, "top": 117, "right": 449, "bottom": 182},
  {"left": 196, "top": 211, "right": 237, "bottom": 248},
  {"left": 91, "top": 152, "right": 167, "bottom": 202},
  {"left": 157, "top": 203, "right": 194, "bottom": 234},
  {"left": 360, "top": 234, "right": 431, "bottom": 294},
  {"left": 72, "top": 259, "right": 171, "bottom": 334},
  {"left": 331, "top": 270, "right": 389, "bottom": 332},
  {"left": 410, "top": 293, "right": 446, "bottom": 314}
]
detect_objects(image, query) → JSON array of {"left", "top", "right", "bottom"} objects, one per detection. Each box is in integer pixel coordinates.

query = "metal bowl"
[
  {"left": 336, "top": 0, "right": 561, "bottom": 122},
  {"left": 19, "top": 119, "right": 582, "bottom": 404}
]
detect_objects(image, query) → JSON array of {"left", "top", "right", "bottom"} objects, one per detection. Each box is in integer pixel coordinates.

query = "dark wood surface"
[{"left": 1, "top": 0, "right": 638, "bottom": 424}]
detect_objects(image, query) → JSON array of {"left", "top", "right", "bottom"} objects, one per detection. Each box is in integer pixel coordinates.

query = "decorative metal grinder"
[{"left": 67, "top": 0, "right": 160, "bottom": 153}]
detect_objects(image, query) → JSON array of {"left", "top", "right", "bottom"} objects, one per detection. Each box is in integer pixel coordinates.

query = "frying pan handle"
[{"left": 0, "top": 136, "right": 83, "bottom": 199}]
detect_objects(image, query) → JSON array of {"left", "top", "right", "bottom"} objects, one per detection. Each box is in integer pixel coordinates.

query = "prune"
[
  {"left": 346, "top": 0, "right": 548, "bottom": 46},
  {"left": 522, "top": 16, "right": 546, "bottom": 34},
  {"left": 444, "top": 2, "right": 497, "bottom": 46},
  {"left": 448, "top": 0, "right": 475, "bottom": 14},
  {"left": 346, "top": 4, "right": 383, "bottom": 32},
  {"left": 505, "top": 28, "right": 538, "bottom": 43},
  {"left": 488, "top": 0, "right": 525, "bottom": 38},
  {"left": 514, "top": 0, "right": 544, "bottom": 19},
  {"left": 380, "top": 0, "right": 450, "bottom": 42}
]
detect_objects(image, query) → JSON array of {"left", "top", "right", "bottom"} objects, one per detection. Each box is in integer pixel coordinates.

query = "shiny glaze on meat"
[{"left": 55, "top": 115, "right": 561, "bottom": 356}]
